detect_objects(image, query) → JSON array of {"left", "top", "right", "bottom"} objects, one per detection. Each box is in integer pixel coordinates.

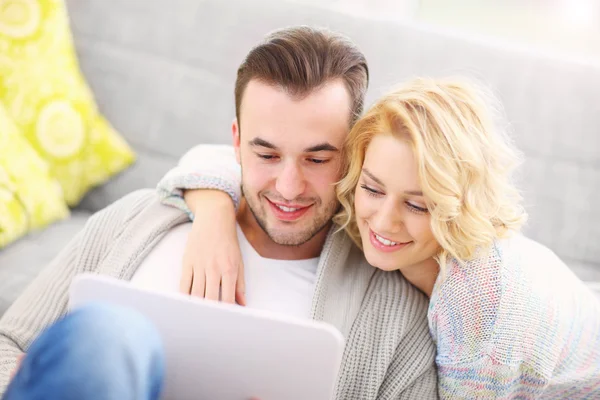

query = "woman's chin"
[{"left": 363, "top": 246, "right": 401, "bottom": 272}]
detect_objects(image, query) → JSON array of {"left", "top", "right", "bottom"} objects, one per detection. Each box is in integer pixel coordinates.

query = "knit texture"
[
  {"left": 159, "top": 143, "right": 600, "bottom": 399},
  {"left": 157, "top": 144, "right": 242, "bottom": 215},
  {"left": 0, "top": 189, "right": 437, "bottom": 399},
  {"left": 429, "top": 235, "right": 600, "bottom": 399}
]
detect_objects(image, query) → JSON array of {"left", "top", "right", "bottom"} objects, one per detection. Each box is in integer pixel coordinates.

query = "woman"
[{"left": 157, "top": 78, "right": 600, "bottom": 398}]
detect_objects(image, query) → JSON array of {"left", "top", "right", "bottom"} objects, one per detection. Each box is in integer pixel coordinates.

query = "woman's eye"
[
  {"left": 407, "top": 202, "right": 428, "bottom": 214},
  {"left": 308, "top": 158, "right": 328, "bottom": 164},
  {"left": 360, "top": 184, "right": 382, "bottom": 198}
]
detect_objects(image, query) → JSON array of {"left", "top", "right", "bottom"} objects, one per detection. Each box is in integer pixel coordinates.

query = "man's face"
[{"left": 233, "top": 79, "right": 351, "bottom": 246}]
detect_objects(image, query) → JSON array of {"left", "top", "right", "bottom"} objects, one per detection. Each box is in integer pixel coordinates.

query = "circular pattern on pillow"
[
  {"left": 0, "top": 0, "right": 41, "bottom": 39},
  {"left": 36, "top": 100, "right": 85, "bottom": 159},
  {"left": 0, "top": 0, "right": 135, "bottom": 205},
  {"left": 0, "top": 101, "right": 68, "bottom": 248}
]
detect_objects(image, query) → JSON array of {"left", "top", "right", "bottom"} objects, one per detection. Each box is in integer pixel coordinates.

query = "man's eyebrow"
[
  {"left": 248, "top": 137, "right": 278, "bottom": 150},
  {"left": 362, "top": 168, "right": 423, "bottom": 196},
  {"left": 303, "top": 143, "right": 339, "bottom": 153}
]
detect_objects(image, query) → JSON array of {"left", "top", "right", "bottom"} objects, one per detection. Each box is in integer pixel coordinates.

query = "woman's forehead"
[{"left": 362, "top": 134, "right": 421, "bottom": 191}]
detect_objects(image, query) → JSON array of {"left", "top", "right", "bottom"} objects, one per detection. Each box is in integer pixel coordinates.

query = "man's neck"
[{"left": 236, "top": 199, "right": 329, "bottom": 261}]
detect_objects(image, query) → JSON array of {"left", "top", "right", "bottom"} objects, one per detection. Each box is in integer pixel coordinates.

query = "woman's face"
[{"left": 354, "top": 134, "right": 440, "bottom": 272}]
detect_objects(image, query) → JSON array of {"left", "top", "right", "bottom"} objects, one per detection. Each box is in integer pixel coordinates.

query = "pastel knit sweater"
[{"left": 157, "top": 144, "right": 600, "bottom": 399}]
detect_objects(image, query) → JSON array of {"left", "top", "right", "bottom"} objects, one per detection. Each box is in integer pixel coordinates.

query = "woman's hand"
[{"left": 180, "top": 190, "right": 246, "bottom": 305}]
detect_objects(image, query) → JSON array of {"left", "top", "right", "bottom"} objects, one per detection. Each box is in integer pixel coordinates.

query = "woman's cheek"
[
  {"left": 353, "top": 189, "right": 365, "bottom": 217},
  {"left": 354, "top": 189, "right": 372, "bottom": 221},
  {"left": 406, "top": 214, "right": 434, "bottom": 242}
]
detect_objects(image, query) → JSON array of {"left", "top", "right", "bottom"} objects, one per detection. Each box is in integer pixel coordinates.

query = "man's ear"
[{"left": 232, "top": 118, "right": 241, "bottom": 164}]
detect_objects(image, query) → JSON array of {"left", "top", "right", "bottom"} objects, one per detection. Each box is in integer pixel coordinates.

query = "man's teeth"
[
  {"left": 276, "top": 205, "right": 300, "bottom": 213},
  {"left": 375, "top": 233, "right": 398, "bottom": 246}
]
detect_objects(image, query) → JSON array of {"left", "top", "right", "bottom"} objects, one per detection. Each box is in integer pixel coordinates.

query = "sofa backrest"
[{"left": 67, "top": 0, "right": 600, "bottom": 272}]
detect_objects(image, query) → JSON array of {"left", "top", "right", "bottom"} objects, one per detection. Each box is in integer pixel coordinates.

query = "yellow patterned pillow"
[
  {"left": 0, "top": 0, "right": 135, "bottom": 205},
  {"left": 0, "top": 102, "right": 69, "bottom": 248}
]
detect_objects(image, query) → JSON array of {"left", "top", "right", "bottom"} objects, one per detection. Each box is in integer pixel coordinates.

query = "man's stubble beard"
[{"left": 242, "top": 183, "right": 339, "bottom": 247}]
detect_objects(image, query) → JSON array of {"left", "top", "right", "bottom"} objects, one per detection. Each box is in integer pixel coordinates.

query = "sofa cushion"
[
  {"left": 0, "top": 103, "right": 69, "bottom": 248},
  {"left": 0, "top": 211, "right": 91, "bottom": 316},
  {"left": 0, "top": 0, "right": 136, "bottom": 206}
]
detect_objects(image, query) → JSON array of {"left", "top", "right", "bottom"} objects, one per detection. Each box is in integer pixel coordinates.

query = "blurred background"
[
  {"left": 293, "top": 0, "right": 600, "bottom": 61},
  {"left": 0, "top": 0, "right": 599, "bottom": 314}
]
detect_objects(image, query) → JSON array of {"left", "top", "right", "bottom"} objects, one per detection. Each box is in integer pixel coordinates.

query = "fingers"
[
  {"left": 179, "top": 263, "right": 194, "bottom": 295},
  {"left": 220, "top": 272, "right": 237, "bottom": 304},
  {"left": 187, "top": 266, "right": 236, "bottom": 304},
  {"left": 204, "top": 272, "right": 221, "bottom": 301},
  {"left": 190, "top": 270, "right": 206, "bottom": 299},
  {"left": 181, "top": 260, "right": 246, "bottom": 306},
  {"left": 236, "top": 260, "right": 247, "bottom": 306},
  {"left": 235, "top": 291, "right": 247, "bottom": 307}
]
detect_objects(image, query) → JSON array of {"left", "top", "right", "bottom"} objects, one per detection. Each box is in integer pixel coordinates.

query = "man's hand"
[{"left": 180, "top": 190, "right": 246, "bottom": 305}]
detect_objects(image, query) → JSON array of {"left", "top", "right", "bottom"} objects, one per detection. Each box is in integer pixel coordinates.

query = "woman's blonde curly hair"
[{"left": 333, "top": 77, "right": 528, "bottom": 273}]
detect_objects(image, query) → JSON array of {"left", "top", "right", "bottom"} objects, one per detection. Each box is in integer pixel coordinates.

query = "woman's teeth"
[{"left": 375, "top": 233, "right": 398, "bottom": 246}]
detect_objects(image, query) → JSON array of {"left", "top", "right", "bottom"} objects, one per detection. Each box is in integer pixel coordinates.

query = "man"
[{"left": 0, "top": 27, "right": 437, "bottom": 399}]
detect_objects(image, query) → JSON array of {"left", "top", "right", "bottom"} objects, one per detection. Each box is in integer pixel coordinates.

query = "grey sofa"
[{"left": 1, "top": 0, "right": 599, "bottom": 316}]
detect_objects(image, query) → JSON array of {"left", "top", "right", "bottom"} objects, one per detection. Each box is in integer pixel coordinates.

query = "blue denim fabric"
[{"left": 3, "top": 303, "right": 164, "bottom": 400}]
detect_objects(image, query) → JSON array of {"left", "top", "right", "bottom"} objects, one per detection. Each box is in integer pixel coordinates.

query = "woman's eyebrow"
[
  {"left": 362, "top": 168, "right": 423, "bottom": 196},
  {"left": 362, "top": 168, "right": 385, "bottom": 187}
]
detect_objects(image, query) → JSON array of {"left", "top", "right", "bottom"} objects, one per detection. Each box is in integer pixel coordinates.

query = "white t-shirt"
[{"left": 131, "top": 223, "right": 319, "bottom": 319}]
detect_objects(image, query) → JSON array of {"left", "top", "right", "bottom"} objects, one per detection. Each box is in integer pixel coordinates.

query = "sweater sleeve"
[
  {"left": 156, "top": 144, "right": 242, "bottom": 217},
  {"left": 0, "top": 190, "right": 156, "bottom": 395},
  {"left": 377, "top": 307, "right": 439, "bottom": 400},
  {"left": 436, "top": 357, "right": 548, "bottom": 399},
  {"left": 429, "top": 242, "right": 552, "bottom": 399}
]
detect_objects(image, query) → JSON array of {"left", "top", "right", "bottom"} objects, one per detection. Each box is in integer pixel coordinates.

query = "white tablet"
[{"left": 69, "top": 274, "right": 344, "bottom": 400}]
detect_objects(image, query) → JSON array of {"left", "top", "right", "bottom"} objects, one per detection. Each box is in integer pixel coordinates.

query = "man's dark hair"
[{"left": 234, "top": 26, "right": 369, "bottom": 128}]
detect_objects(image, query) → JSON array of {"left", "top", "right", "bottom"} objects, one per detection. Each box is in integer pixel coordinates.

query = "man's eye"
[{"left": 257, "top": 154, "right": 277, "bottom": 160}]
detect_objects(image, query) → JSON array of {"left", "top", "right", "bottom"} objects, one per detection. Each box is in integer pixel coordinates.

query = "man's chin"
[{"left": 264, "top": 227, "right": 312, "bottom": 247}]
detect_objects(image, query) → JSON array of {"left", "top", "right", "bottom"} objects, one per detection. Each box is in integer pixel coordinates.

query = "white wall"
[
  {"left": 287, "top": 0, "right": 600, "bottom": 62},
  {"left": 418, "top": 0, "right": 600, "bottom": 62}
]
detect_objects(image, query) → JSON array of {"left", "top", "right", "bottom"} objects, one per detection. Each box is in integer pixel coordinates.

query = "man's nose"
[{"left": 275, "top": 162, "right": 306, "bottom": 201}]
